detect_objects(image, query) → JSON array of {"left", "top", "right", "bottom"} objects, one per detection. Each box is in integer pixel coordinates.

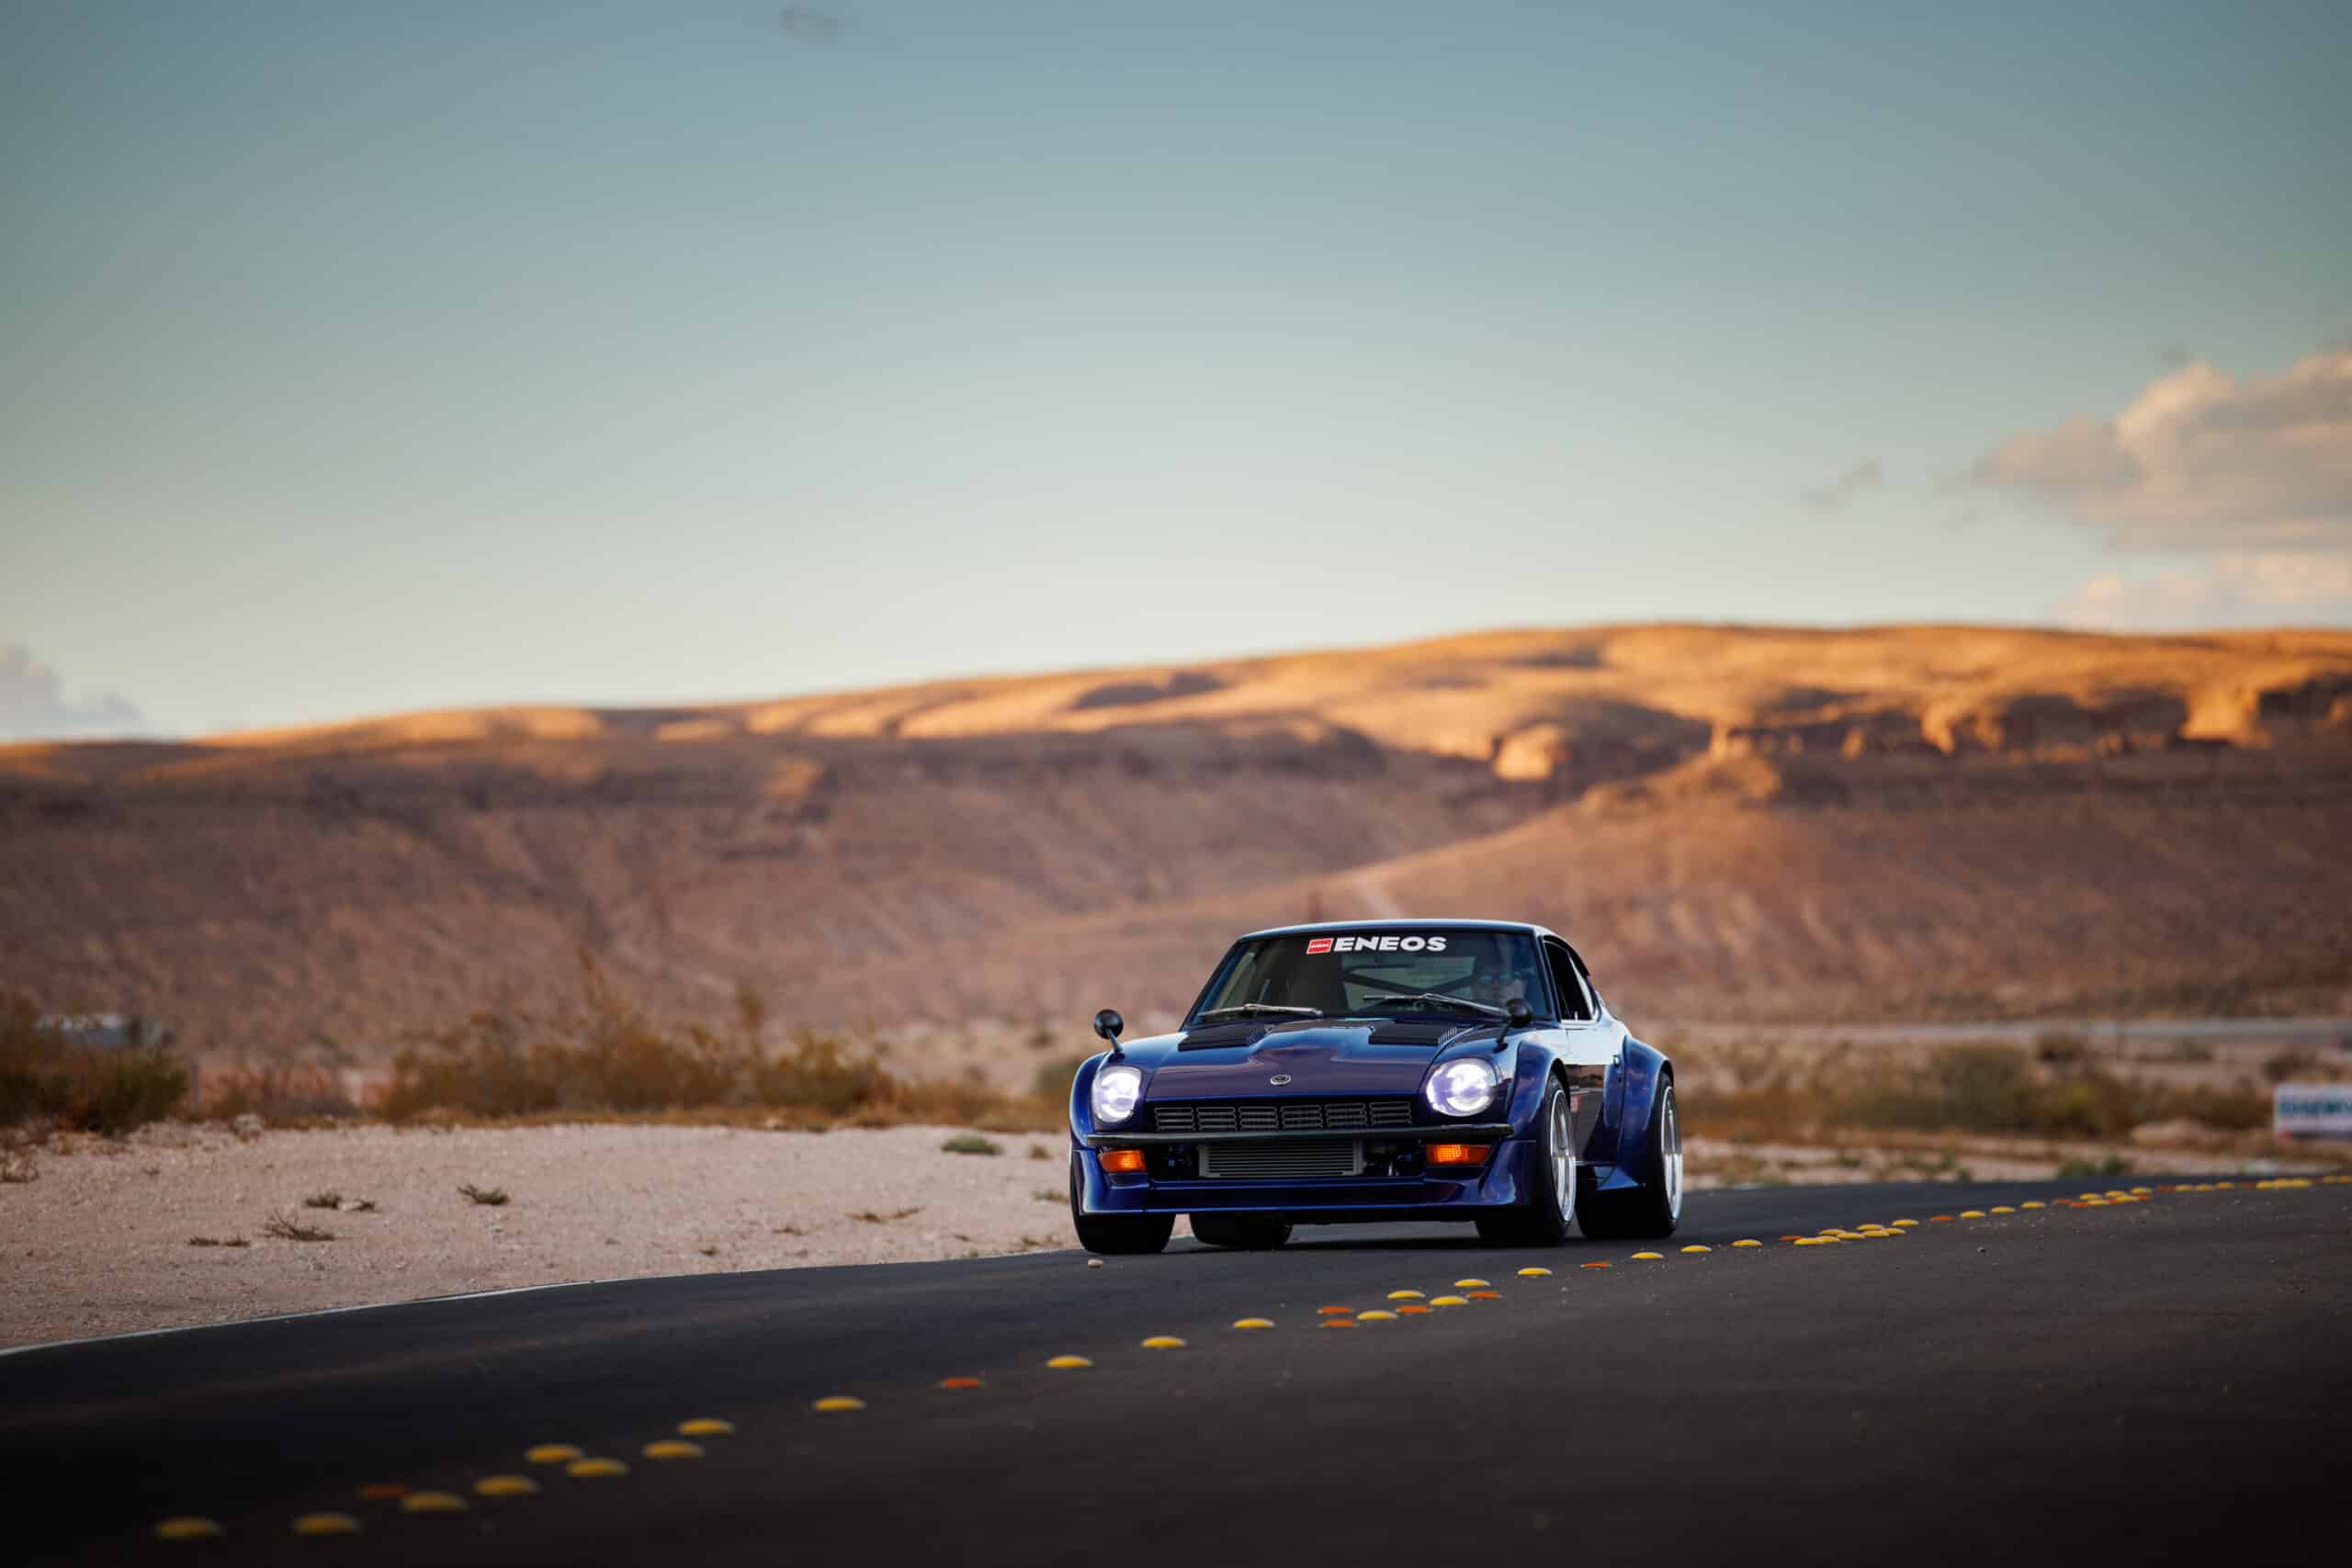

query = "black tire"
[
  {"left": 1577, "top": 1077, "right": 1681, "bottom": 1240},
  {"left": 1475, "top": 1077, "right": 1575, "bottom": 1247},
  {"left": 1189, "top": 1213, "right": 1293, "bottom": 1250},
  {"left": 1069, "top": 1156, "right": 1173, "bottom": 1255}
]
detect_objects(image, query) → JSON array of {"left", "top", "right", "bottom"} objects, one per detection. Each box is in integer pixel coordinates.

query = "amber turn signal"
[
  {"left": 1426, "top": 1144, "right": 1491, "bottom": 1167},
  {"left": 1100, "top": 1148, "right": 1148, "bottom": 1174}
]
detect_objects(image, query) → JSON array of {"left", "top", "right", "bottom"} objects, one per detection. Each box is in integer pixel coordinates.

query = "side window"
[
  {"left": 1542, "top": 938, "right": 1592, "bottom": 1021},
  {"left": 1566, "top": 942, "right": 1605, "bottom": 1016}
]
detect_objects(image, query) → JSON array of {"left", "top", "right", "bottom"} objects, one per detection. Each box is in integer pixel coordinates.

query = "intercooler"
[{"left": 1196, "top": 1138, "right": 1365, "bottom": 1179}]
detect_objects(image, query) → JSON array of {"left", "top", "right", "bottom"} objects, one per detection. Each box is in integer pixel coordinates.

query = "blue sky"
[{"left": 4, "top": 0, "right": 2348, "bottom": 738}]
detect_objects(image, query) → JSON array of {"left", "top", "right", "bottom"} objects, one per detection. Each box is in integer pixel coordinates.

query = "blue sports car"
[{"left": 1067, "top": 919, "right": 1682, "bottom": 1254}]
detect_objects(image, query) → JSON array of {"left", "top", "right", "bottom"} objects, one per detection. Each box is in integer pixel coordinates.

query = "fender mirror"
[
  {"left": 1092, "top": 1009, "right": 1125, "bottom": 1043},
  {"left": 1505, "top": 997, "right": 1533, "bottom": 1029}
]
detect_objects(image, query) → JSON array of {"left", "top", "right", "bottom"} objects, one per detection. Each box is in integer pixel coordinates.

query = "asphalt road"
[{"left": 6, "top": 1177, "right": 2348, "bottom": 1567}]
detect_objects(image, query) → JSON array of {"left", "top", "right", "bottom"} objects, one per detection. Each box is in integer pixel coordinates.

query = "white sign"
[{"left": 2274, "top": 1083, "right": 2352, "bottom": 1139}]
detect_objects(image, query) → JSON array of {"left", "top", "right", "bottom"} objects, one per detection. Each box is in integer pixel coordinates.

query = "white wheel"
[{"left": 1658, "top": 1081, "right": 1683, "bottom": 1223}]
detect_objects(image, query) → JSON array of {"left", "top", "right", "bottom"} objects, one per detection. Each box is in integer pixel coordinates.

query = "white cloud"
[
  {"left": 0, "top": 644, "right": 147, "bottom": 741},
  {"left": 1799, "top": 457, "right": 1884, "bottom": 514},
  {"left": 2055, "top": 552, "right": 2352, "bottom": 631},
  {"left": 1973, "top": 343, "right": 2352, "bottom": 549}
]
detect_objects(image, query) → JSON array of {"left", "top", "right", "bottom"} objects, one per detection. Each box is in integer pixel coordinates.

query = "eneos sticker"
[{"left": 1306, "top": 934, "right": 1446, "bottom": 955}]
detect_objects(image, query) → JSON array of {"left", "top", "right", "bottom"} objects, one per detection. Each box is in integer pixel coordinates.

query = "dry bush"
[
  {"left": 203, "top": 1062, "right": 357, "bottom": 1123},
  {"left": 1685, "top": 1042, "right": 2268, "bottom": 1141},
  {"left": 0, "top": 989, "right": 188, "bottom": 1134},
  {"left": 940, "top": 1133, "right": 1001, "bottom": 1156},
  {"left": 381, "top": 953, "right": 1057, "bottom": 1129},
  {"left": 261, "top": 1211, "right": 334, "bottom": 1242}
]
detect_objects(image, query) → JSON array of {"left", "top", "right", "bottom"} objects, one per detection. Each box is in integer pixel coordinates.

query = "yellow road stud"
[
  {"left": 400, "top": 1492, "right": 468, "bottom": 1515},
  {"left": 1517, "top": 1267, "right": 1554, "bottom": 1276},
  {"left": 1231, "top": 1318, "right": 1276, "bottom": 1330},
  {"left": 1430, "top": 1294, "right": 1471, "bottom": 1306},
  {"left": 1386, "top": 1290, "right": 1425, "bottom": 1300},
  {"left": 1892, "top": 1219, "right": 1919, "bottom": 1227},
  {"left": 1046, "top": 1355, "right": 1093, "bottom": 1368},
  {"left": 812, "top": 1395, "right": 867, "bottom": 1411},
  {"left": 1680, "top": 1246, "right": 1711, "bottom": 1254},
  {"left": 1140, "top": 1336, "right": 1186, "bottom": 1349},
  {"left": 1356, "top": 1309, "right": 1397, "bottom": 1321},
  {"left": 1453, "top": 1278, "right": 1491, "bottom": 1288},
  {"left": 291, "top": 1513, "right": 362, "bottom": 1536},
  {"left": 567, "top": 1459, "right": 628, "bottom": 1478},
  {"left": 472, "top": 1475, "right": 539, "bottom": 1498},
  {"left": 642, "top": 1440, "right": 705, "bottom": 1460},
  {"left": 2020, "top": 1201, "right": 2046, "bottom": 1209},
  {"left": 526, "top": 1444, "right": 583, "bottom": 1464},
  {"left": 676, "top": 1419, "right": 733, "bottom": 1438},
  {"left": 153, "top": 1518, "right": 223, "bottom": 1541},
  {"left": 1631, "top": 1251, "right": 1665, "bottom": 1260},
  {"left": 1959, "top": 1210, "right": 1987, "bottom": 1219},
  {"left": 1732, "top": 1239, "right": 1763, "bottom": 1247}
]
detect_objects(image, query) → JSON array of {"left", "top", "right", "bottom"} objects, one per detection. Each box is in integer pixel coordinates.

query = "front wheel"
[
  {"left": 1578, "top": 1077, "right": 1682, "bottom": 1240},
  {"left": 1475, "top": 1078, "right": 1575, "bottom": 1246},
  {"left": 1069, "top": 1156, "right": 1173, "bottom": 1255}
]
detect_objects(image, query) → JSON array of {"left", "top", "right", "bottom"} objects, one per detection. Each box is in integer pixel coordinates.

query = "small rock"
[{"left": 1086, "top": 1258, "right": 1103, "bottom": 1269}]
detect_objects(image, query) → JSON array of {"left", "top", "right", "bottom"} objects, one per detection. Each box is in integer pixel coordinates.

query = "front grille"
[
  {"left": 1199, "top": 1139, "right": 1364, "bottom": 1179},
  {"left": 1151, "top": 1099, "right": 1415, "bottom": 1134}
]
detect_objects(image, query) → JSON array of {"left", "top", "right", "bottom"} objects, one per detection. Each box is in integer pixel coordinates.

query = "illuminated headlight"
[
  {"left": 1424, "top": 1058, "right": 1499, "bottom": 1118},
  {"left": 1091, "top": 1063, "right": 1144, "bottom": 1125}
]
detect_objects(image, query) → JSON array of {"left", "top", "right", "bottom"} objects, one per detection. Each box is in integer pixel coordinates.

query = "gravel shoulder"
[{"left": 3, "top": 1122, "right": 1102, "bottom": 1348}]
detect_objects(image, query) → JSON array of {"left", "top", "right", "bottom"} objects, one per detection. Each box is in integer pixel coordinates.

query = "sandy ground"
[
  {"left": 6, "top": 1120, "right": 2335, "bottom": 1350},
  {"left": 1, "top": 1122, "right": 1108, "bottom": 1349}
]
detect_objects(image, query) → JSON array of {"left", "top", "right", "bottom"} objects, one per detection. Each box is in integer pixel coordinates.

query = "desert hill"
[{"left": 4, "top": 624, "right": 2349, "bottom": 1061}]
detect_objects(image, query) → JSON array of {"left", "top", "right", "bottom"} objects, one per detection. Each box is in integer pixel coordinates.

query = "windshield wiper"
[
  {"left": 1194, "top": 1004, "right": 1325, "bottom": 1021},
  {"left": 1361, "top": 991, "right": 1507, "bottom": 1019}
]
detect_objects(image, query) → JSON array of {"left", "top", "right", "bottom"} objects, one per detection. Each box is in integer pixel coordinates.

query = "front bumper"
[{"left": 1072, "top": 1131, "right": 1540, "bottom": 1220}]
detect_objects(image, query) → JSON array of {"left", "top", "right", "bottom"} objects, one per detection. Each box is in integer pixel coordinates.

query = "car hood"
[{"left": 1132, "top": 1019, "right": 1489, "bottom": 1100}]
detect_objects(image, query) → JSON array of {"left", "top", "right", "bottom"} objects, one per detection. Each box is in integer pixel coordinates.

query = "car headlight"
[
  {"left": 1091, "top": 1063, "right": 1144, "bottom": 1125},
  {"left": 1424, "top": 1057, "right": 1499, "bottom": 1118}
]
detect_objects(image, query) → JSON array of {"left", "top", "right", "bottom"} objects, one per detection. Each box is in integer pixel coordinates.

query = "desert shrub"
[
  {"left": 2058, "top": 1154, "right": 2133, "bottom": 1179},
  {"left": 2262, "top": 1050, "right": 2318, "bottom": 1085},
  {"left": 381, "top": 1010, "right": 562, "bottom": 1120},
  {"left": 0, "top": 990, "right": 188, "bottom": 1134},
  {"left": 753, "top": 1032, "right": 891, "bottom": 1115},
  {"left": 203, "top": 1062, "right": 358, "bottom": 1122},
  {"left": 381, "top": 953, "right": 1058, "bottom": 1129},
  {"left": 1690, "top": 1041, "right": 2267, "bottom": 1143},
  {"left": 1844, "top": 1047, "right": 2047, "bottom": 1134},
  {"left": 2032, "top": 1031, "right": 2089, "bottom": 1066},
  {"left": 940, "top": 1132, "right": 1001, "bottom": 1156},
  {"left": 1031, "top": 1054, "right": 1090, "bottom": 1101}
]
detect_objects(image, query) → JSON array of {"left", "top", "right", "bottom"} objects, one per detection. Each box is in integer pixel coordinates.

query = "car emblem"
[{"left": 1268, "top": 1074, "right": 1292, "bottom": 1086}]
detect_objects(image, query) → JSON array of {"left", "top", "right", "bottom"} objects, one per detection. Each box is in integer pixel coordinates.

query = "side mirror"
[
  {"left": 1092, "top": 1008, "right": 1125, "bottom": 1043},
  {"left": 1505, "top": 997, "right": 1533, "bottom": 1029}
]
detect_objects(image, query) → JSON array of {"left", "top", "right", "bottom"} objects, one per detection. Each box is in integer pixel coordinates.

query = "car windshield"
[{"left": 1192, "top": 931, "right": 1549, "bottom": 1024}]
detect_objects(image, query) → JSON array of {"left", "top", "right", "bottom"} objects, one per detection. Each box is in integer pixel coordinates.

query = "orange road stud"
[{"left": 938, "top": 1377, "right": 983, "bottom": 1391}]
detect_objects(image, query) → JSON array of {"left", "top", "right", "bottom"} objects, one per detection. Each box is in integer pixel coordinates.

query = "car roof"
[{"left": 1238, "top": 917, "right": 1562, "bottom": 942}]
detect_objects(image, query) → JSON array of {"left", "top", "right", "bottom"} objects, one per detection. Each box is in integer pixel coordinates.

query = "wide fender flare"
[{"left": 1605, "top": 1038, "right": 1674, "bottom": 1189}]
